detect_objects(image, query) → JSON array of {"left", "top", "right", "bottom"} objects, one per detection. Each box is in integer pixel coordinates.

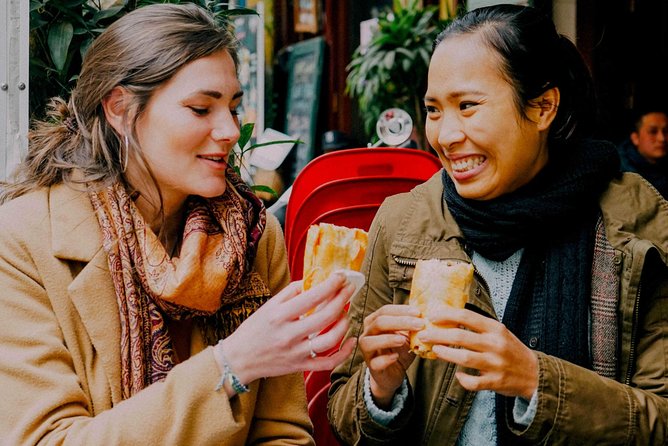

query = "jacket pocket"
[{"left": 388, "top": 239, "right": 471, "bottom": 292}]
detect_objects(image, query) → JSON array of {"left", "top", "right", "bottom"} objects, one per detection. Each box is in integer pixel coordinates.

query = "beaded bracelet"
[{"left": 215, "top": 350, "right": 250, "bottom": 395}]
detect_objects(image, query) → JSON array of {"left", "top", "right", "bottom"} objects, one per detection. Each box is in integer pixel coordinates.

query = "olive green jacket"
[
  {"left": 0, "top": 183, "right": 313, "bottom": 446},
  {"left": 329, "top": 171, "right": 668, "bottom": 445}
]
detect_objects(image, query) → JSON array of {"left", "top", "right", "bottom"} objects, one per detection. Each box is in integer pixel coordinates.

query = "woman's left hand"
[{"left": 417, "top": 307, "right": 538, "bottom": 400}]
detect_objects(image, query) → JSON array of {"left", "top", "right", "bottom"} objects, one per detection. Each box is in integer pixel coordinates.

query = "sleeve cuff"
[
  {"left": 512, "top": 389, "right": 538, "bottom": 427},
  {"left": 362, "top": 367, "right": 408, "bottom": 426}
]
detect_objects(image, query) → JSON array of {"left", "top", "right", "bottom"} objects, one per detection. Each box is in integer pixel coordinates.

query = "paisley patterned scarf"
[{"left": 89, "top": 167, "right": 272, "bottom": 399}]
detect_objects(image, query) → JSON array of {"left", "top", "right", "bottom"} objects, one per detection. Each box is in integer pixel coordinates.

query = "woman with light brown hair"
[{"left": 0, "top": 3, "right": 355, "bottom": 444}]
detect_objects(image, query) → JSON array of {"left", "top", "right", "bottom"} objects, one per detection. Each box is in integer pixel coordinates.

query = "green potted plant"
[{"left": 345, "top": 0, "right": 451, "bottom": 150}]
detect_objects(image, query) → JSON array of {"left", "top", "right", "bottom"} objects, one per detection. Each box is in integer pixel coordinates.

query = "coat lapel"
[{"left": 49, "top": 184, "right": 123, "bottom": 402}]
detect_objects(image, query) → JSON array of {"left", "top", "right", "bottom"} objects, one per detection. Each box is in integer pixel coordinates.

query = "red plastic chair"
[
  {"left": 287, "top": 175, "right": 426, "bottom": 277},
  {"left": 284, "top": 147, "right": 442, "bottom": 247},
  {"left": 307, "top": 382, "right": 343, "bottom": 446},
  {"left": 305, "top": 368, "right": 332, "bottom": 402}
]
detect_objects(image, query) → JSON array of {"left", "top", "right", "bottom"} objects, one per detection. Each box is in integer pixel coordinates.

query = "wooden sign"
[{"left": 294, "top": 0, "right": 319, "bottom": 34}]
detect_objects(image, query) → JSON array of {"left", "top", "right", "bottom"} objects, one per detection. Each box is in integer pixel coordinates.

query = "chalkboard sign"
[
  {"left": 233, "top": 4, "right": 264, "bottom": 140},
  {"left": 284, "top": 36, "right": 325, "bottom": 183}
]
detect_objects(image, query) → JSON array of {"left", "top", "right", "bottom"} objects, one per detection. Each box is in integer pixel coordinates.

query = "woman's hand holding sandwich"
[
  {"left": 418, "top": 306, "right": 538, "bottom": 400},
  {"left": 358, "top": 305, "right": 424, "bottom": 409}
]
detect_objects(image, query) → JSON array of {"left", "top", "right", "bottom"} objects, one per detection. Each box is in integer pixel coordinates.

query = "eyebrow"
[
  {"left": 424, "top": 90, "right": 485, "bottom": 102},
  {"left": 193, "top": 89, "right": 244, "bottom": 100}
]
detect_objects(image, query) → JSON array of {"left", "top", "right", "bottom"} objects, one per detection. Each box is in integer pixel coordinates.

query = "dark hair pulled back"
[{"left": 434, "top": 4, "right": 596, "bottom": 146}]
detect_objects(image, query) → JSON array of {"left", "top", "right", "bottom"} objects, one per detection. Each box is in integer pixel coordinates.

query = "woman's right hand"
[
  {"left": 358, "top": 305, "right": 424, "bottom": 409},
  {"left": 214, "top": 272, "right": 357, "bottom": 387}
]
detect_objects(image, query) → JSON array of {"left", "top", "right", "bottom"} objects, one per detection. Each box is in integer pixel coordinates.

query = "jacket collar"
[
  {"left": 49, "top": 182, "right": 102, "bottom": 262},
  {"left": 388, "top": 172, "right": 496, "bottom": 318},
  {"left": 49, "top": 182, "right": 123, "bottom": 402}
]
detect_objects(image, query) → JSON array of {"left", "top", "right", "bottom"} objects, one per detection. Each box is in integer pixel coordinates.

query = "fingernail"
[
  {"left": 333, "top": 270, "right": 347, "bottom": 283},
  {"left": 413, "top": 321, "right": 425, "bottom": 330}
]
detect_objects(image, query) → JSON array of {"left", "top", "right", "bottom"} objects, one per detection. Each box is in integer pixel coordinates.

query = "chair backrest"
[
  {"left": 284, "top": 147, "right": 442, "bottom": 247},
  {"left": 307, "top": 382, "right": 343, "bottom": 446},
  {"left": 304, "top": 368, "right": 332, "bottom": 402},
  {"left": 287, "top": 176, "right": 429, "bottom": 279}
]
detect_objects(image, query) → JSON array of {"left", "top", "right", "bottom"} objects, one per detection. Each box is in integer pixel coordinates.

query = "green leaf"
[
  {"left": 30, "top": 0, "right": 45, "bottom": 12},
  {"left": 92, "top": 6, "right": 124, "bottom": 24},
  {"left": 383, "top": 50, "right": 396, "bottom": 70},
  {"left": 251, "top": 185, "right": 278, "bottom": 198},
  {"left": 249, "top": 139, "right": 301, "bottom": 150},
  {"left": 219, "top": 7, "right": 258, "bottom": 17},
  {"left": 236, "top": 122, "right": 255, "bottom": 153},
  {"left": 80, "top": 37, "right": 94, "bottom": 59},
  {"left": 48, "top": 21, "right": 74, "bottom": 72}
]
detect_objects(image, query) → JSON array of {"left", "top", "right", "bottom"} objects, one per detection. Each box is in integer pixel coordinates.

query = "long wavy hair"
[{"left": 1, "top": 3, "right": 239, "bottom": 208}]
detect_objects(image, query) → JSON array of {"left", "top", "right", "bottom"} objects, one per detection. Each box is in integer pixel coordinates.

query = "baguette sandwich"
[
  {"left": 302, "top": 222, "right": 368, "bottom": 291},
  {"left": 408, "top": 259, "right": 474, "bottom": 359}
]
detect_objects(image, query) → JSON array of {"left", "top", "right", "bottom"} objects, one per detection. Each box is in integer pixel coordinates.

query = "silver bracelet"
[{"left": 215, "top": 349, "right": 250, "bottom": 395}]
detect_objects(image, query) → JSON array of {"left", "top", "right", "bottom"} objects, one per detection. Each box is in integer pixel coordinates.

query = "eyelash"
[
  {"left": 189, "top": 107, "right": 240, "bottom": 117},
  {"left": 189, "top": 107, "right": 209, "bottom": 116}
]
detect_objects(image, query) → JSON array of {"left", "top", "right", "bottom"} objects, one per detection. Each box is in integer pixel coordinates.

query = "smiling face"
[
  {"left": 128, "top": 49, "right": 242, "bottom": 215},
  {"left": 424, "top": 34, "right": 551, "bottom": 200}
]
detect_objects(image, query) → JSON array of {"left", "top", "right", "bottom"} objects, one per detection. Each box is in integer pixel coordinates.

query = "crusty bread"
[
  {"left": 408, "top": 259, "right": 474, "bottom": 359},
  {"left": 302, "top": 222, "right": 368, "bottom": 291}
]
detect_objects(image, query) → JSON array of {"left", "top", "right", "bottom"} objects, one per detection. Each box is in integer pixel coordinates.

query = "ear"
[
  {"left": 101, "top": 86, "right": 130, "bottom": 135},
  {"left": 529, "top": 86, "right": 560, "bottom": 131},
  {"left": 630, "top": 131, "right": 640, "bottom": 146}
]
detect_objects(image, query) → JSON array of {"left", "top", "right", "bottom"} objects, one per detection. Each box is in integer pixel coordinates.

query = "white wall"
[
  {"left": 465, "top": 0, "right": 577, "bottom": 44},
  {"left": 1, "top": 0, "right": 29, "bottom": 181},
  {"left": 553, "top": 0, "right": 577, "bottom": 43}
]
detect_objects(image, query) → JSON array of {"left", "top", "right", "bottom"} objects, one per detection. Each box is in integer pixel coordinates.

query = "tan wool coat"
[{"left": 0, "top": 183, "right": 314, "bottom": 446}]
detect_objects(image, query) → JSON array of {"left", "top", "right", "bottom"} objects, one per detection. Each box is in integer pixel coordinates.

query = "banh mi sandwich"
[
  {"left": 302, "top": 222, "right": 368, "bottom": 291},
  {"left": 408, "top": 259, "right": 474, "bottom": 359}
]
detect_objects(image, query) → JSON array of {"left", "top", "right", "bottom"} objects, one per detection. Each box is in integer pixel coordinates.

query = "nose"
[
  {"left": 437, "top": 116, "right": 465, "bottom": 150},
  {"left": 210, "top": 111, "right": 240, "bottom": 143}
]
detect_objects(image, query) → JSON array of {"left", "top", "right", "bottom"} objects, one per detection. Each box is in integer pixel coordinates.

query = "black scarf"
[{"left": 442, "top": 139, "right": 620, "bottom": 444}]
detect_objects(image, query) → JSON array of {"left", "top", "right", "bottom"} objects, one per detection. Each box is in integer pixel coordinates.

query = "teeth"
[
  {"left": 451, "top": 156, "right": 484, "bottom": 172},
  {"left": 201, "top": 156, "right": 225, "bottom": 162}
]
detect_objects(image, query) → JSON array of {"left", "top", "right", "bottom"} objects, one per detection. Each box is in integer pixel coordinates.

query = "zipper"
[
  {"left": 392, "top": 255, "right": 418, "bottom": 267},
  {"left": 625, "top": 281, "right": 642, "bottom": 385},
  {"left": 472, "top": 267, "right": 491, "bottom": 298},
  {"left": 392, "top": 255, "right": 490, "bottom": 297}
]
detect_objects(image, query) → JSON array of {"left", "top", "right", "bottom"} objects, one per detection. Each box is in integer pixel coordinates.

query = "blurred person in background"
[{"left": 616, "top": 108, "right": 668, "bottom": 198}]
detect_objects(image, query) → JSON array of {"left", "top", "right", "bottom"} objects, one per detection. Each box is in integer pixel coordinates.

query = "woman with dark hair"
[
  {"left": 329, "top": 4, "right": 668, "bottom": 445},
  {"left": 0, "top": 3, "right": 355, "bottom": 444}
]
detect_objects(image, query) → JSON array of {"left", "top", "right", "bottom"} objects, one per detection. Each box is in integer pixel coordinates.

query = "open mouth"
[
  {"left": 451, "top": 155, "right": 485, "bottom": 173},
  {"left": 197, "top": 155, "right": 228, "bottom": 165}
]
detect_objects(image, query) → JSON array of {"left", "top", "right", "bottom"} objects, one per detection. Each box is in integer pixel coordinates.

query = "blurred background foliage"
[
  {"left": 345, "top": 0, "right": 457, "bottom": 149},
  {"left": 28, "top": 0, "right": 253, "bottom": 119}
]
